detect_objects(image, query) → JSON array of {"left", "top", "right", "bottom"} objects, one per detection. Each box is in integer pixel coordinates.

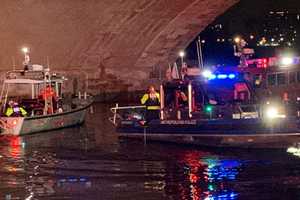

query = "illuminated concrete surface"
[{"left": 0, "top": 0, "right": 238, "bottom": 94}]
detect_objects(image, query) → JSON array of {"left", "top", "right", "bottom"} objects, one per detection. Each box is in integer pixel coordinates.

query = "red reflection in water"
[
  {"left": 8, "top": 136, "right": 22, "bottom": 158},
  {"left": 190, "top": 173, "right": 199, "bottom": 183},
  {"left": 178, "top": 151, "right": 210, "bottom": 199}
]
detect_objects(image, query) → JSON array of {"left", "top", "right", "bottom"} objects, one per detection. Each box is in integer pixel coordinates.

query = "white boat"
[{"left": 0, "top": 53, "right": 93, "bottom": 135}]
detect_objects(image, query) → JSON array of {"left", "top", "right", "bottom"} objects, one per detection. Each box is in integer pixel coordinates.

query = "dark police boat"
[{"left": 110, "top": 65, "right": 300, "bottom": 148}]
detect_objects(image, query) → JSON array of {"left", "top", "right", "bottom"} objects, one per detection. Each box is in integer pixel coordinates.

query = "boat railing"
[
  {"left": 109, "top": 103, "right": 146, "bottom": 125},
  {"left": 5, "top": 69, "right": 45, "bottom": 80},
  {"left": 76, "top": 91, "right": 92, "bottom": 100}
]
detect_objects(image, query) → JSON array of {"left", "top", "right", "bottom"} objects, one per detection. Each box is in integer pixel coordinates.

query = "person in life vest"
[
  {"left": 41, "top": 85, "right": 56, "bottom": 99},
  {"left": 40, "top": 85, "right": 57, "bottom": 114},
  {"left": 5, "top": 100, "right": 27, "bottom": 117},
  {"left": 141, "top": 85, "right": 160, "bottom": 122}
]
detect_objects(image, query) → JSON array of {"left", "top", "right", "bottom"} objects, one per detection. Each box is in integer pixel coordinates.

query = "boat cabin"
[
  {"left": 0, "top": 69, "right": 64, "bottom": 117},
  {"left": 160, "top": 68, "right": 259, "bottom": 121}
]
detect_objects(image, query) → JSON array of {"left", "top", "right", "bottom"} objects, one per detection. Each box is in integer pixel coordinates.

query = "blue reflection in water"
[
  {"left": 179, "top": 151, "right": 240, "bottom": 199},
  {"left": 204, "top": 158, "right": 240, "bottom": 181}
]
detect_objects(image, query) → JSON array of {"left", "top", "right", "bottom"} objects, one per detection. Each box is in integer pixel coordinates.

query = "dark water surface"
[{"left": 1, "top": 103, "right": 300, "bottom": 200}]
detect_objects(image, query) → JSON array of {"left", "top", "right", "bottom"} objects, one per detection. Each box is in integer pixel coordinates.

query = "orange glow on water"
[{"left": 8, "top": 136, "right": 22, "bottom": 158}]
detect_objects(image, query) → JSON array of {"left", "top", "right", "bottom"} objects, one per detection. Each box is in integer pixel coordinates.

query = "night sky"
[
  {"left": 185, "top": 0, "right": 300, "bottom": 67},
  {"left": 219, "top": 0, "right": 300, "bottom": 34}
]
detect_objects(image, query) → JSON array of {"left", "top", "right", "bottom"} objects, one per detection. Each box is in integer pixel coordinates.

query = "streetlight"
[
  {"left": 179, "top": 51, "right": 185, "bottom": 67},
  {"left": 234, "top": 37, "right": 241, "bottom": 44}
]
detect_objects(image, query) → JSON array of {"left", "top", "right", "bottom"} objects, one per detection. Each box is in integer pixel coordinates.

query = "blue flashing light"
[
  {"left": 208, "top": 74, "right": 216, "bottom": 80},
  {"left": 217, "top": 74, "right": 227, "bottom": 79},
  {"left": 207, "top": 73, "right": 237, "bottom": 80},
  {"left": 228, "top": 74, "right": 236, "bottom": 79}
]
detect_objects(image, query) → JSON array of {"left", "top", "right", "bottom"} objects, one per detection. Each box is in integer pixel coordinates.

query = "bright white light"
[
  {"left": 22, "top": 47, "right": 28, "bottom": 53},
  {"left": 179, "top": 51, "right": 185, "bottom": 58},
  {"left": 202, "top": 70, "right": 212, "bottom": 78},
  {"left": 287, "top": 146, "right": 300, "bottom": 157},
  {"left": 266, "top": 107, "right": 278, "bottom": 118},
  {"left": 234, "top": 37, "right": 241, "bottom": 43},
  {"left": 281, "top": 57, "right": 293, "bottom": 66}
]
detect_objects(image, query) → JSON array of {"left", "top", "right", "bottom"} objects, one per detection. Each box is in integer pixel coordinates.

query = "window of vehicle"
[
  {"left": 241, "top": 105, "right": 257, "bottom": 112},
  {"left": 297, "top": 71, "right": 300, "bottom": 82},
  {"left": 289, "top": 71, "right": 296, "bottom": 84},
  {"left": 277, "top": 73, "right": 286, "bottom": 85},
  {"left": 267, "top": 74, "right": 276, "bottom": 86}
]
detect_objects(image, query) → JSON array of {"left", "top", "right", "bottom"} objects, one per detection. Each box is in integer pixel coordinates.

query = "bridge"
[{"left": 0, "top": 0, "right": 238, "bottom": 96}]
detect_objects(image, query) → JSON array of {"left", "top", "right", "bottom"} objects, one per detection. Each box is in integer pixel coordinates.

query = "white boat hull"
[{"left": 0, "top": 100, "right": 92, "bottom": 135}]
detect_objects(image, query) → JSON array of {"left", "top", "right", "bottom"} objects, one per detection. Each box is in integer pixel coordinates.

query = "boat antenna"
[
  {"left": 46, "top": 56, "right": 50, "bottom": 70},
  {"left": 196, "top": 36, "right": 204, "bottom": 69},
  {"left": 11, "top": 56, "right": 16, "bottom": 70}
]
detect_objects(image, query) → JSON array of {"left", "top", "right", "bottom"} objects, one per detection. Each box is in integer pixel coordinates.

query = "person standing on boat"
[
  {"left": 40, "top": 85, "right": 57, "bottom": 114},
  {"left": 141, "top": 85, "right": 160, "bottom": 123},
  {"left": 5, "top": 100, "right": 27, "bottom": 117}
]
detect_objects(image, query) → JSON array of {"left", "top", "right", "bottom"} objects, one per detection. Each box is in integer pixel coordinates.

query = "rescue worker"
[
  {"left": 141, "top": 85, "right": 160, "bottom": 123},
  {"left": 5, "top": 100, "right": 27, "bottom": 117},
  {"left": 40, "top": 85, "right": 57, "bottom": 114},
  {"left": 41, "top": 85, "right": 56, "bottom": 100},
  {"left": 176, "top": 90, "right": 188, "bottom": 108}
]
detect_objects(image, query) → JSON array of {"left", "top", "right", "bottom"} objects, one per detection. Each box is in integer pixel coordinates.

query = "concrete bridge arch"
[{"left": 0, "top": 0, "right": 238, "bottom": 95}]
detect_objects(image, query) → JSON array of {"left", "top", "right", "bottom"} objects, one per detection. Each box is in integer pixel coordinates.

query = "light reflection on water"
[{"left": 0, "top": 103, "right": 300, "bottom": 199}]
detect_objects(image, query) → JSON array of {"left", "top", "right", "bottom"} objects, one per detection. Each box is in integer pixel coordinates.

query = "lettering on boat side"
[
  {"left": 160, "top": 120, "right": 197, "bottom": 125},
  {"left": 121, "top": 121, "right": 134, "bottom": 125}
]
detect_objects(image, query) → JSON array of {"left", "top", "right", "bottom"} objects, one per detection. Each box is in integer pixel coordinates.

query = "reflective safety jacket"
[
  {"left": 41, "top": 86, "right": 56, "bottom": 100},
  {"left": 5, "top": 106, "right": 27, "bottom": 117},
  {"left": 141, "top": 92, "right": 160, "bottom": 110}
]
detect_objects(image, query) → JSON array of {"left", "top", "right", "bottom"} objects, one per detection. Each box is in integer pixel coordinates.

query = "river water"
[{"left": 1, "top": 103, "right": 300, "bottom": 200}]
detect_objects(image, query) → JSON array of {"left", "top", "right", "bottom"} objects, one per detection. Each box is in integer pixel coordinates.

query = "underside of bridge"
[{"left": 0, "top": 0, "right": 238, "bottom": 96}]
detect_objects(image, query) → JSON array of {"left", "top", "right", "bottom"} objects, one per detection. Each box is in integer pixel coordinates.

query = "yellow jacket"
[
  {"left": 141, "top": 92, "right": 160, "bottom": 110},
  {"left": 5, "top": 106, "right": 27, "bottom": 117}
]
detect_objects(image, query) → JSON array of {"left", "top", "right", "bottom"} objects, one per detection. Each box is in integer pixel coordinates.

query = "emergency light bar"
[{"left": 207, "top": 73, "right": 236, "bottom": 80}]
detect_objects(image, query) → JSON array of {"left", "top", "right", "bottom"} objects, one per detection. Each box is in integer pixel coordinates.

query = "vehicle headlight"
[
  {"left": 265, "top": 106, "right": 286, "bottom": 119},
  {"left": 266, "top": 107, "right": 278, "bottom": 118}
]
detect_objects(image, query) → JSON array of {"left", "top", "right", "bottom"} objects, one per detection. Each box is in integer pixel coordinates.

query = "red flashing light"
[{"left": 256, "top": 58, "right": 269, "bottom": 68}]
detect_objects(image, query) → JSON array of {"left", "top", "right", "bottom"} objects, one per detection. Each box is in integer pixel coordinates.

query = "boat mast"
[
  {"left": 11, "top": 56, "right": 16, "bottom": 71},
  {"left": 196, "top": 36, "right": 204, "bottom": 69},
  {"left": 188, "top": 81, "right": 193, "bottom": 118},
  {"left": 43, "top": 68, "right": 53, "bottom": 115},
  {"left": 160, "top": 84, "right": 164, "bottom": 120}
]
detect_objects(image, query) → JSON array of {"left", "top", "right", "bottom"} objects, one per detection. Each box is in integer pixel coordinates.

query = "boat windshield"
[{"left": 240, "top": 105, "right": 257, "bottom": 112}]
